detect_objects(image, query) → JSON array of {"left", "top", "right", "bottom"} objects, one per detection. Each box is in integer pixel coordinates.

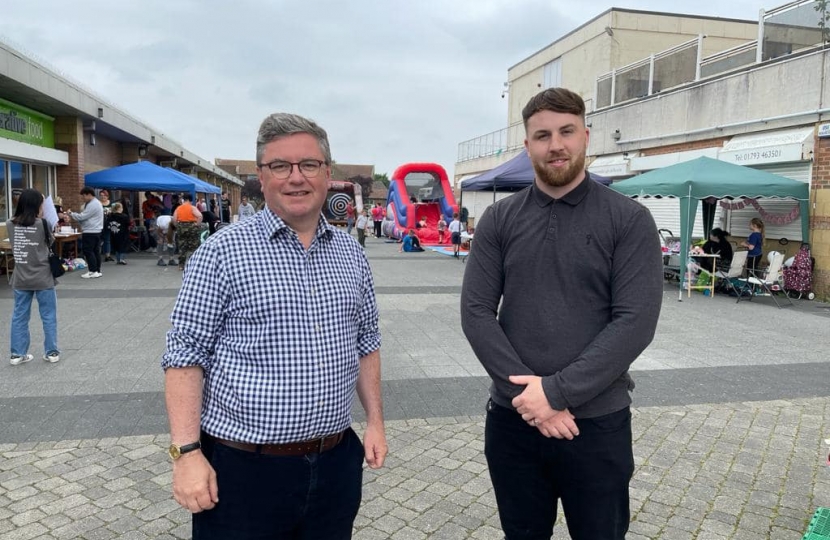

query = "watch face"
[{"left": 168, "top": 444, "right": 181, "bottom": 460}]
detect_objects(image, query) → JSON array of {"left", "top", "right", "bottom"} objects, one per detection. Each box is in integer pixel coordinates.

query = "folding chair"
[
  {"left": 713, "top": 250, "right": 747, "bottom": 297},
  {"left": 736, "top": 251, "right": 794, "bottom": 308}
]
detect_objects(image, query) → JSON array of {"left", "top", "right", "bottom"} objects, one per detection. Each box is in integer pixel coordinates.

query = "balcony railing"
[
  {"left": 457, "top": 122, "right": 525, "bottom": 162},
  {"left": 594, "top": 0, "right": 828, "bottom": 111}
]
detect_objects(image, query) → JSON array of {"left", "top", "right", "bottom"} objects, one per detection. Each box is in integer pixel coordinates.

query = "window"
[
  {"left": 32, "top": 165, "right": 49, "bottom": 197},
  {"left": 543, "top": 58, "right": 562, "bottom": 89},
  {"left": 9, "top": 162, "right": 28, "bottom": 219},
  {"left": 0, "top": 160, "right": 7, "bottom": 221}
]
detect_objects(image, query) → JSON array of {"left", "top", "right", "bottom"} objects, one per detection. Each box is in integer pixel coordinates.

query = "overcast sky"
[{"left": 2, "top": 0, "right": 765, "bottom": 176}]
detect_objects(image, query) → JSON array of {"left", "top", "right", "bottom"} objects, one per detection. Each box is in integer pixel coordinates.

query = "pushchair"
[
  {"left": 659, "top": 229, "right": 681, "bottom": 282},
  {"left": 782, "top": 243, "right": 815, "bottom": 300}
]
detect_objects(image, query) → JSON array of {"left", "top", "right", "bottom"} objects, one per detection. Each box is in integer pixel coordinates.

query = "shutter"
[
  {"left": 725, "top": 162, "right": 811, "bottom": 241},
  {"left": 636, "top": 198, "right": 724, "bottom": 239}
]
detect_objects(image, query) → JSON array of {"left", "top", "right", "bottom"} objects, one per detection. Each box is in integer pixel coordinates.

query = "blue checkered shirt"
[{"left": 162, "top": 209, "right": 381, "bottom": 444}]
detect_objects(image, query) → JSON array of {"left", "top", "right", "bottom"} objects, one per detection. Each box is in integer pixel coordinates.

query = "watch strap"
[{"left": 178, "top": 441, "right": 201, "bottom": 455}]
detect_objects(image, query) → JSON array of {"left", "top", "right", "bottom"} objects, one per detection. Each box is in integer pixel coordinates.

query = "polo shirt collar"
[{"left": 531, "top": 172, "right": 593, "bottom": 207}]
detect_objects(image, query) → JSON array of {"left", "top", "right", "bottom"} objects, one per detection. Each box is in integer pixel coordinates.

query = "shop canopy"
[
  {"left": 84, "top": 161, "right": 222, "bottom": 197},
  {"left": 461, "top": 151, "right": 611, "bottom": 191},
  {"left": 610, "top": 156, "right": 809, "bottom": 299}
]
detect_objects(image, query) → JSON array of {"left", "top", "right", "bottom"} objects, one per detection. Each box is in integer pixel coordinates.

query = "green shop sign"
[{"left": 0, "top": 98, "right": 55, "bottom": 148}]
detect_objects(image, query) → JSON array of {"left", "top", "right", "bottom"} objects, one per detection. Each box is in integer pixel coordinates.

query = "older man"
[{"left": 162, "top": 112, "right": 386, "bottom": 539}]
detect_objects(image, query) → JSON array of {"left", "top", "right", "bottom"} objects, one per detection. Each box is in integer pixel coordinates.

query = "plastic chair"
[
  {"left": 736, "top": 251, "right": 794, "bottom": 308},
  {"left": 713, "top": 250, "right": 747, "bottom": 296}
]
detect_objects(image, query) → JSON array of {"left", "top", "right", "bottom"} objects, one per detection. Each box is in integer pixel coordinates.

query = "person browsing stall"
[
  {"left": 698, "top": 227, "right": 733, "bottom": 273},
  {"left": 162, "top": 113, "right": 386, "bottom": 539},
  {"left": 171, "top": 194, "right": 202, "bottom": 271},
  {"left": 62, "top": 187, "right": 104, "bottom": 279}
]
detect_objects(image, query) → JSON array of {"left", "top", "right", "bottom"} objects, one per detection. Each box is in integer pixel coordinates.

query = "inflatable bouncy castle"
[
  {"left": 381, "top": 163, "right": 458, "bottom": 243},
  {"left": 323, "top": 181, "right": 363, "bottom": 226}
]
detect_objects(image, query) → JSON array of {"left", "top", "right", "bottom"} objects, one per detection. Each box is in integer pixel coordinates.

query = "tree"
[
  {"left": 349, "top": 175, "right": 374, "bottom": 199},
  {"left": 242, "top": 179, "right": 263, "bottom": 205},
  {"left": 373, "top": 172, "right": 389, "bottom": 187},
  {"left": 818, "top": 0, "right": 830, "bottom": 44}
]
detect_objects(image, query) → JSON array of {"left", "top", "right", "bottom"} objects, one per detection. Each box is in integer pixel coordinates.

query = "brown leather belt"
[{"left": 215, "top": 430, "right": 346, "bottom": 456}]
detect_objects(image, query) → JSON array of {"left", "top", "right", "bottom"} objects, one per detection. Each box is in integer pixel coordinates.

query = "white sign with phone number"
[
  {"left": 719, "top": 143, "right": 804, "bottom": 165},
  {"left": 819, "top": 123, "right": 830, "bottom": 138}
]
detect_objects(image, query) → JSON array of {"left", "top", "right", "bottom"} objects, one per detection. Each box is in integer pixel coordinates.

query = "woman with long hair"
[{"left": 6, "top": 189, "right": 60, "bottom": 365}]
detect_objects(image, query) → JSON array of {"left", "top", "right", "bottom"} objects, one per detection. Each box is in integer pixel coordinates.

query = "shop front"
[{"left": 0, "top": 97, "right": 68, "bottom": 220}]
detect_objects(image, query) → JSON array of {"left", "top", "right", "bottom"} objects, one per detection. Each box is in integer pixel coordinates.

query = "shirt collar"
[
  {"left": 531, "top": 172, "right": 593, "bottom": 207},
  {"left": 260, "top": 208, "right": 335, "bottom": 241}
]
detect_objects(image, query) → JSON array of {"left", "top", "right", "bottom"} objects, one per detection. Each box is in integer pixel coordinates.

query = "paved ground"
[{"left": 0, "top": 234, "right": 828, "bottom": 539}]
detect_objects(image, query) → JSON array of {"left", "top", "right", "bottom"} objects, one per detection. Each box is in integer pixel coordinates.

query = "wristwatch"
[{"left": 168, "top": 441, "right": 201, "bottom": 460}]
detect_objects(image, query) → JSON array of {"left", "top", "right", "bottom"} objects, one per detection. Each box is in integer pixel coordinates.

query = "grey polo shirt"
[{"left": 460, "top": 174, "right": 663, "bottom": 419}]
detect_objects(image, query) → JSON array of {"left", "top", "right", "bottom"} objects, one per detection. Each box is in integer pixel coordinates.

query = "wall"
[
  {"left": 506, "top": 11, "right": 757, "bottom": 127},
  {"left": 587, "top": 49, "right": 830, "bottom": 157},
  {"left": 812, "top": 135, "right": 830, "bottom": 299},
  {"left": 84, "top": 134, "right": 121, "bottom": 172},
  {"left": 53, "top": 117, "right": 83, "bottom": 212}
]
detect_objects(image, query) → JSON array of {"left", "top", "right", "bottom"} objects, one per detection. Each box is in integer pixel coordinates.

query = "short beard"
[{"left": 533, "top": 151, "right": 586, "bottom": 188}]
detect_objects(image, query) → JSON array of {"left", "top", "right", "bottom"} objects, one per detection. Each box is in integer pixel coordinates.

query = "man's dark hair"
[
  {"left": 181, "top": 194, "right": 192, "bottom": 202},
  {"left": 522, "top": 88, "right": 586, "bottom": 127},
  {"left": 80, "top": 187, "right": 95, "bottom": 196}
]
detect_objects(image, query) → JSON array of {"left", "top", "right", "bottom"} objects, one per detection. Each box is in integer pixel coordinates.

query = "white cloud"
[{"left": 1, "top": 0, "right": 763, "bottom": 176}]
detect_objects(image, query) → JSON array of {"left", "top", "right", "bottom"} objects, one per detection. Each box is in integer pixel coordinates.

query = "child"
[
  {"left": 106, "top": 203, "right": 131, "bottom": 265},
  {"left": 355, "top": 209, "right": 369, "bottom": 248},
  {"left": 742, "top": 218, "right": 764, "bottom": 274},
  {"left": 449, "top": 212, "right": 462, "bottom": 258},
  {"left": 399, "top": 229, "right": 425, "bottom": 252},
  {"left": 437, "top": 215, "right": 447, "bottom": 244}
]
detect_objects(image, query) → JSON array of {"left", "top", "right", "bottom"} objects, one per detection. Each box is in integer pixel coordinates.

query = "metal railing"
[
  {"left": 595, "top": 36, "right": 703, "bottom": 109},
  {"left": 457, "top": 122, "right": 525, "bottom": 162}
]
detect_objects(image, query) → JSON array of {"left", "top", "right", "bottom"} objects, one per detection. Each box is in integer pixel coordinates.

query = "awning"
[
  {"left": 718, "top": 127, "right": 814, "bottom": 166},
  {"left": 587, "top": 153, "right": 635, "bottom": 178}
]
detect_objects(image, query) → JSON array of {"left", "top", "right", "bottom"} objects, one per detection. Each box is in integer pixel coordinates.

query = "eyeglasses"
[{"left": 259, "top": 159, "right": 326, "bottom": 179}]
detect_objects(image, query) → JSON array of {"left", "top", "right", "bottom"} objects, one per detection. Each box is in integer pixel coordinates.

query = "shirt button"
[
  {"left": 311, "top": 288, "right": 316, "bottom": 296},
  {"left": 548, "top": 228, "right": 555, "bottom": 233},
  {"left": 315, "top": 324, "right": 321, "bottom": 332},
  {"left": 552, "top": 214, "right": 557, "bottom": 218}
]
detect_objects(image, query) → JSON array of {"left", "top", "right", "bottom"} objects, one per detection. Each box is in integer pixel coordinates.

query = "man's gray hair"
[{"left": 256, "top": 113, "right": 332, "bottom": 165}]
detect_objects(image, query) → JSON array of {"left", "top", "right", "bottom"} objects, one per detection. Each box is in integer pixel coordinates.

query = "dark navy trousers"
[
  {"left": 193, "top": 428, "right": 364, "bottom": 540},
  {"left": 485, "top": 400, "right": 634, "bottom": 540}
]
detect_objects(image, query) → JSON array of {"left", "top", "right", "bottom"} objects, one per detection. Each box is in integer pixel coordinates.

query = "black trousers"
[
  {"left": 193, "top": 428, "right": 364, "bottom": 540},
  {"left": 373, "top": 220, "right": 382, "bottom": 238},
  {"left": 485, "top": 400, "right": 634, "bottom": 540},
  {"left": 81, "top": 233, "right": 101, "bottom": 273}
]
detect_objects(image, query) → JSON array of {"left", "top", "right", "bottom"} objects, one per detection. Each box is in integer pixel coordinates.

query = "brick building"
[{"left": 0, "top": 39, "right": 242, "bottom": 222}]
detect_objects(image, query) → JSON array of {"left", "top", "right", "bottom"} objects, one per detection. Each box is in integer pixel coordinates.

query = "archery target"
[{"left": 327, "top": 192, "right": 351, "bottom": 219}]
